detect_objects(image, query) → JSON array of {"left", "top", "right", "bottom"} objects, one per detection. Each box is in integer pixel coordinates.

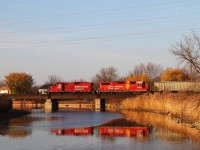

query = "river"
[{"left": 0, "top": 109, "right": 199, "bottom": 150}]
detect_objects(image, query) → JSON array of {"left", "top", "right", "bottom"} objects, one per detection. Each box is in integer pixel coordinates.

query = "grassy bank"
[{"left": 121, "top": 93, "right": 200, "bottom": 124}]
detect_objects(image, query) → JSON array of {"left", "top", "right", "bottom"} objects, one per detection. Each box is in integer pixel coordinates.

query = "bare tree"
[
  {"left": 92, "top": 67, "right": 118, "bottom": 82},
  {"left": 48, "top": 75, "right": 63, "bottom": 85},
  {"left": 131, "top": 62, "right": 162, "bottom": 81},
  {"left": 92, "top": 67, "right": 118, "bottom": 89},
  {"left": 145, "top": 62, "right": 163, "bottom": 81},
  {"left": 133, "top": 63, "right": 146, "bottom": 75},
  {"left": 170, "top": 31, "right": 200, "bottom": 79},
  {"left": 41, "top": 75, "right": 63, "bottom": 89}
]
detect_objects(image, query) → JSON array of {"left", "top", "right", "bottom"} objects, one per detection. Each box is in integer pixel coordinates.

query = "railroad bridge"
[
  {"left": 0, "top": 93, "right": 139, "bottom": 112},
  {"left": 1, "top": 93, "right": 136, "bottom": 100}
]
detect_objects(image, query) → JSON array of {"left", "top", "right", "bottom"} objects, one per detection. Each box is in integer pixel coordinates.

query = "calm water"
[{"left": 0, "top": 109, "right": 200, "bottom": 150}]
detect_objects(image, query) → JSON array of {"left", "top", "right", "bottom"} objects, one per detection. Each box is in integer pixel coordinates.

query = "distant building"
[
  {"left": 39, "top": 88, "right": 48, "bottom": 94},
  {"left": 0, "top": 86, "right": 11, "bottom": 94}
]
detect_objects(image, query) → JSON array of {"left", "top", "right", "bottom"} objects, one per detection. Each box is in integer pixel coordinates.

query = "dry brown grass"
[
  {"left": 121, "top": 93, "right": 200, "bottom": 123},
  {"left": 122, "top": 110, "right": 200, "bottom": 142}
]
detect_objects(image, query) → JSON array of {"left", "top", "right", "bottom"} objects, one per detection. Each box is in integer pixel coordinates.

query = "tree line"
[{"left": 1, "top": 31, "right": 200, "bottom": 94}]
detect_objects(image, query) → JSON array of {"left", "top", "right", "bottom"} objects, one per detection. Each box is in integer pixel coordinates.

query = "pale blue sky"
[{"left": 0, "top": 0, "right": 200, "bottom": 84}]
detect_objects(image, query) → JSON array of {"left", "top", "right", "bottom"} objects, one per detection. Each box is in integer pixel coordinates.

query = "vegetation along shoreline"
[{"left": 120, "top": 93, "right": 200, "bottom": 130}]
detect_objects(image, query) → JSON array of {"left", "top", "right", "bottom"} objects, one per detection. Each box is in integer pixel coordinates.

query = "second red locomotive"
[{"left": 99, "top": 81, "right": 148, "bottom": 92}]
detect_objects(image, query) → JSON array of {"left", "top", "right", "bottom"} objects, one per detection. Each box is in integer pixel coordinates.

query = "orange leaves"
[
  {"left": 125, "top": 74, "right": 150, "bottom": 82},
  {"left": 5, "top": 72, "right": 34, "bottom": 94},
  {"left": 160, "top": 69, "right": 190, "bottom": 81}
]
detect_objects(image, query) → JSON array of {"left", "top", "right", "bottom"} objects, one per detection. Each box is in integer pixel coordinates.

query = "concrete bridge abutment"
[
  {"left": 44, "top": 99, "right": 58, "bottom": 112},
  {"left": 95, "top": 98, "right": 105, "bottom": 111}
]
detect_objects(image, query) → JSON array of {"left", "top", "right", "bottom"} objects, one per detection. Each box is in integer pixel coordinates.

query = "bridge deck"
[{"left": 0, "top": 93, "right": 140, "bottom": 101}]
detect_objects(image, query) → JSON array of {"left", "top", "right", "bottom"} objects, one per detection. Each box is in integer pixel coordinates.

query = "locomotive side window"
[
  {"left": 74, "top": 82, "right": 80, "bottom": 84},
  {"left": 137, "top": 81, "right": 145, "bottom": 88},
  {"left": 117, "top": 82, "right": 125, "bottom": 84},
  {"left": 101, "top": 83, "right": 110, "bottom": 85},
  {"left": 137, "top": 83, "right": 145, "bottom": 88}
]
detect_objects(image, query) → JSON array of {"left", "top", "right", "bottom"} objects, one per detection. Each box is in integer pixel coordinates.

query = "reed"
[
  {"left": 121, "top": 93, "right": 200, "bottom": 123},
  {"left": 122, "top": 111, "right": 200, "bottom": 142}
]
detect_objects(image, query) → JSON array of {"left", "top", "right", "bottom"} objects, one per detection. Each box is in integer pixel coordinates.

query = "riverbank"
[
  {"left": 120, "top": 93, "right": 200, "bottom": 128},
  {"left": 122, "top": 110, "right": 200, "bottom": 142}
]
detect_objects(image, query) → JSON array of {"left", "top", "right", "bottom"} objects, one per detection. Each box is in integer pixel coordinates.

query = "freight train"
[
  {"left": 48, "top": 81, "right": 149, "bottom": 93},
  {"left": 42, "top": 81, "right": 200, "bottom": 94}
]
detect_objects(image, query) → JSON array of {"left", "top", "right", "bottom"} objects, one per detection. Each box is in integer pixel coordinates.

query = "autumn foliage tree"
[
  {"left": 5, "top": 72, "right": 34, "bottom": 94},
  {"left": 160, "top": 68, "right": 190, "bottom": 81},
  {"left": 125, "top": 74, "right": 150, "bottom": 82}
]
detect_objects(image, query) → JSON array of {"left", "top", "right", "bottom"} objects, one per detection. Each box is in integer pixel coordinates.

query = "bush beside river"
[{"left": 121, "top": 93, "right": 200, "bottom": 128}]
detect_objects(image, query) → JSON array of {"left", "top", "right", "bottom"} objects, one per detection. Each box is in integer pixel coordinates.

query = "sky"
[{"left": 0, "top": 0, "right": 200, "bottom": 85}]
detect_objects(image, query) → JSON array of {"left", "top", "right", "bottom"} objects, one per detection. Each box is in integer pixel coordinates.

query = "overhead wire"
[
  {"left": 0, "top": 0, "right": 198, "bottom": 30},
  {"left": 1, "top": 24, "right": 199, "bottom": 48},
  {"left": 0, "top": 0, "right": 194, "bottom": 22},
  {"left": 0, "top": 11, "right": 199, "bottom": 36},
  {"left": 0, "top": 0, "right": 199, "bottom": 48},
  {"left": 0, "top": 0, "right": 198, "bottom": 34}
]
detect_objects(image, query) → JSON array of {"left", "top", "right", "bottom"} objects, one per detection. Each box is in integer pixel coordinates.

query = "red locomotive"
[
  {"left": 49, "top": 82, "right": 92, "bottom": 93},
  {"left": 99, "top": 81, "right": 148, "bottom": 93},
  {"left": 49, "top": 81, "right": 148, "bottom": 93}
]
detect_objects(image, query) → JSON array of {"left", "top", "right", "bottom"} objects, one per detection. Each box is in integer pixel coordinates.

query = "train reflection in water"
[
  {"left": 51, "top": 127, "right": 93, "bottom": 136},
  {"left": 99, "top": 126, "right": 149, "bottom": 137},
  {"left": 50, "top": 126, "right": 149, "bottom": 138}
]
